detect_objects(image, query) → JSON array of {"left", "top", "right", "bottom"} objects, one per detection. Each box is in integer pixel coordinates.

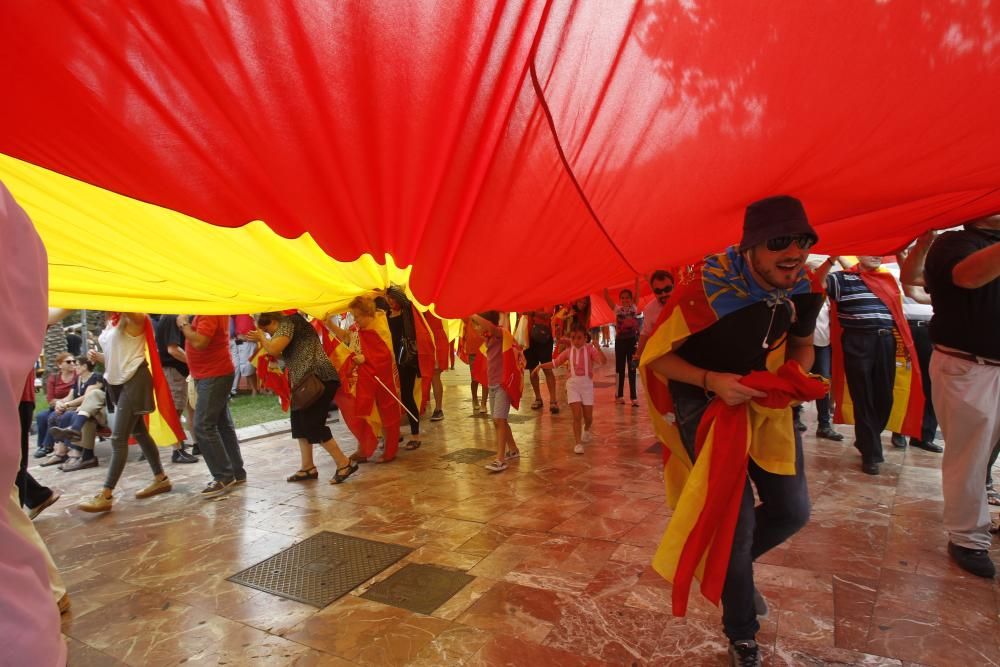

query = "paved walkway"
[{"left": 30, "top": 360, "right": 999, "bottom": 666}]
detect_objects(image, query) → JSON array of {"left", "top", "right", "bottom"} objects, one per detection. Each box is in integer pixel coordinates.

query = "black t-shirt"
[
  {"left": 154, "top": 313, "right": 189, "bottom": 376},
  {"left": 74, "top": 372, "right": 107, "bottom": 396},
  {"left": 671, "top": 292, "right": 823, "bottom": 401},
  {"left": 925, "top": 227, "right": 1000, "bottom": 359},
  {"left": 65, "top": 333, "right": 83, "bottom": 356}
]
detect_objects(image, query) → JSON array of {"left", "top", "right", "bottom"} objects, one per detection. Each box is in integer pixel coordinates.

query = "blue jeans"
[
  {"left": 672, "top": 386, "right": 810, "bottom": 642},
  {"left": 35, "top": 408, "right": 54, "bottom": 450},
  {"left": 195, "top": 374, "right": 244, "bottom": 482},
  {"left": 812, "top": 345, "right": 833, "bottom": 427}
]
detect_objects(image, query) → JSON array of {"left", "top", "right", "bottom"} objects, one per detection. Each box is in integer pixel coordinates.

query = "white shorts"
[{"left": 566, "top": 375, "right": 594, "bottom": 406}]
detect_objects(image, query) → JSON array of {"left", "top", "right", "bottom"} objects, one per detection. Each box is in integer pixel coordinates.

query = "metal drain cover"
[
  {"left": 361, "top": 563, "right": 474, "bottom": 615},
  {"left": 228, "top": 531, "right": 412, "bottom": 607},
  {"left": 439, "top": 448, "right": 496, "bottom": 464}
]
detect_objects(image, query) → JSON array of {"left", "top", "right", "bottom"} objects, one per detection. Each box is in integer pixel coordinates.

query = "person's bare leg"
[
  {"left": 248, "top": 374, "right": 259, "bottom": 397},
  {"left": 298, "top": 438, "right": 316, "bottom": 471},
  {"left": 471, "top": 380, "right": 479, "bottom": 404},
  {"left": 493, "top": 418, "right": 507, "bottom": 462},
  {"left": 570, "top": 402, "right": 583, "bottom": 443},
  {"left": 319, "top": 437, "right": 349, "bottom": 468},
  {"left": 583, "top": 405, "right": 594, "bottom": 433},
  {"left": 505, "top": 422, "right": 518, "bottom": 456},
  {"left": 530, "top": 372, "right": 542, "bottom": 402},
  {"left": 543, "top": 368, "right": 557, "bottom": 405},
  {"left": 432, "top": 370, "right": 444, "bottom": 412}
]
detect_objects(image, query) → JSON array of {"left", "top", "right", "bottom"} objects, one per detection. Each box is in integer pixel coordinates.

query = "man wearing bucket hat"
[{"left": 642, "top": 195, "right": 825, "bottom": 667}]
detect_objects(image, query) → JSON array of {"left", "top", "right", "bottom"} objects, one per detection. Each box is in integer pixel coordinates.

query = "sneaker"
[
  {"left": 505, "top": 450, "right": 521, "bottom": 461},
  {"left": 550, "top": 404, "right": 560, "bottom": 414},
  {"left": 891, "top": 433, "right": 907, "bottom": 448},
  {"left": 430, "top": 409, "right": 444, "bottom": 422},
  {"left": 78, "top": 493, "right": 113, "bottom": 513},
  {"left": 728, "top": 639, "right": 761, "bottom": 667},
  {"left": 233, "top": 476, "right": 247, "bottom": 486},
  {"left": 573, "top": 443, "right": 584, "bottom": 454},
  {"left": 752, "top": 588, "right": 769, "bottom": 618},
  {"left": 582, "top": 430, "right": 592, "bottom": 443},
  {"left": 32, "top": 447, "right": 52, "bottom": 459},
  {"left": 484, "top": 460, "right": 508, "bottom": 473},
  {"left": 948, "top": 541, "right": 996, "bottom": 578},
  {"left": 200, "top": 479, "right": 235, "bottom": 498},
  {"left": 816, "top": 425, "right": 844, "bottom": 441},
  {"left": 631, "top": 400, "right": 640, "bottom": 408},
  {"left": 135, "top": 477, "right": 172, "bottom": 499},
  {"left": 862, "top": 462, "right": 880, "bottom": 476},
  {"left": 910, "top": 439, "right": 944, "bottom": 453},
  {"left": 28, "top": 489, "right": 61, "bottom": 520},
  {"left": 60, "top": 456, "right": 98, "bottom": 472},
  {"left": 172, "top": 448, "right": 199, "bottom": 464}
]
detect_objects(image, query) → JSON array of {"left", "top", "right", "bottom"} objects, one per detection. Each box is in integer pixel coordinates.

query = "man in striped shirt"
[{"left": 827, "top": 256, "right": 900, "bottom": 475}]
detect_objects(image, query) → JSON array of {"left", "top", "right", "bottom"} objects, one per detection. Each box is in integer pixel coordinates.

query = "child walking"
[
  {"left": 534, "top": 324, "right": 606, "bottom": 453},
  {"left": 470, "top": 312, "right": 523, "bottom": 472}
]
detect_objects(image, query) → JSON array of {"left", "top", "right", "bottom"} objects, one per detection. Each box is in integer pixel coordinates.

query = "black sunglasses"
[
  {"left": 765, "top": 234, "right": 815, "bottom": 252},
  {"left": 652, "top": 286, "right": 674, "bottom": 295}
]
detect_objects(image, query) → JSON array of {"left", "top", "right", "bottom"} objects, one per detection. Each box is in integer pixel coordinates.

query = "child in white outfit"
[{"left": 533, "top": 324, "right": 606, "bottom": 453}]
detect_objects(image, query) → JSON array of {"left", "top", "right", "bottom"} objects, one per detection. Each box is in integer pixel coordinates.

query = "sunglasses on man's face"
[
  {"left": 652, "top": 286, "right": 673, "bottom": 295},
  {"left": 765, "top": 235, "right": 815, "bottom": 252}
]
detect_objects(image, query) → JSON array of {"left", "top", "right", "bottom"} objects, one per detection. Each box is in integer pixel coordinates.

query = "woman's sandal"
[
  {"left": 331, "top": 462, "right": 359, "bottom": 484},
  {"left": 349, "top": 452, "right": 368, "bottom": 464},
  {"left": 530, "top": 399, "right": 543, "bottom": 410},
  {"left": 286, "top": 467, "right": 318, "bottom": 482},
  {"left": 404, "top": 440, "right": 422, "bottom": 451}
]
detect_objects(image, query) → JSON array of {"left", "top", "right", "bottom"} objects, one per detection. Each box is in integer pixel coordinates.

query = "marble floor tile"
[{"left": 28, "top": 364, "right": 998, "bottom": 666}]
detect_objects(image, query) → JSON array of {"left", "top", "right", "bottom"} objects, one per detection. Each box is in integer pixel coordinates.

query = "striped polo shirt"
[{"left": 826, "top": 272, "right": 895, "bottom": 330}]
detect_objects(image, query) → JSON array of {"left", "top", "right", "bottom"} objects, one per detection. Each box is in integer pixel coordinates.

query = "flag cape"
[
  {"left": 252, "top": 348, "right": 290, "bottom": 412},
  {"left": 123, "top": 314, "right": 185, "bottom": 446},
  {"left": 425, "top": 313, "right": 451, "bottom": 371},
  {"left": 327, "top": 311, "right": 400, "bottom": 457},
  {"left": 458, "top": 319, "right": 489, "bottom": 386},
  {"left": 411, "top": 305, "right": 436, "bottom": 414},
  {"left": 828, "top": 267, "right": 924, "bottom": 439},
  {"left": 657, "top": 362, "right": 829, "bottom": 616},
  {"left": 638, "top": 247, "right": 821, "bottom": 613},
  {"left": 479, "top": 327, "right": 525, "bottom": 410}
]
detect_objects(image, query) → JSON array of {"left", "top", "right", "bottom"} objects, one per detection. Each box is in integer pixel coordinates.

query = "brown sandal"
[
  {"left": 286, "top": 467, "right": 318, "bottom": 482},
  {"left": 404, "top": 440, "right": 422, "bottom": 451}
]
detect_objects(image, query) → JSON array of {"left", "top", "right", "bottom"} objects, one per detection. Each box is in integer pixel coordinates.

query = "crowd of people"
[{"left": 9, "top": 193, "right": 1000, "bottom": 667}]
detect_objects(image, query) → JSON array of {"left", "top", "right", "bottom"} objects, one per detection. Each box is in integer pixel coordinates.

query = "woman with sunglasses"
[{"left": 32, "top": 352, "right": 77, "bottom": 459}]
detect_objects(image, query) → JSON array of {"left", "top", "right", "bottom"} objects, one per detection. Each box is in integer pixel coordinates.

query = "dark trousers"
[
  {"left": 813, "top": 345, "right": 833, "bottom": 427},
  {"left": 17, "top": 400, "right": 52, "bottom": 509},
  {"left": 398, "top": 365, "right": 420, "bottom": 436},
  {"left": 907, "top": 320, "right": 938, "bottom": 444},
  {"left": 842, "top": 329, "right": 896, "bottom": 465},
  {"left": 615, "top": 335, "right": 638, "bottom": 399},
  {"left": 35, "top": 407, "right": 54, "bottom": 452},
  {"left": 673, "top": 390, "right": 810, "bottom": 642}
]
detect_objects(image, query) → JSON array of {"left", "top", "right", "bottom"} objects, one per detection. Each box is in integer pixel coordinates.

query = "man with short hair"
[
  {"left": 178, "top": 314, "right": 245, "bottom": 496},
  {"left": 924, "top": 215, "right": 1000, "bottom": 578},
  {"left": 643, "top": 195, "right": 824, "bottom": 667},
  {"left": 635, "top": 269, "right": 674, "bottom": 359}
]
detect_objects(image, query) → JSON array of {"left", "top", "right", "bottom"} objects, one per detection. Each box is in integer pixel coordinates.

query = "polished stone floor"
[{"left": 29, "top": 359, "right": 1000, "bottom": 666}]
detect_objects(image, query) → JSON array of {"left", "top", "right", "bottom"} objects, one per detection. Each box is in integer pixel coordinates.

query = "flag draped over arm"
[
  {"left": 638, "top": 248, "right": 823, "bottom": 615},
  {"left": 137, "top": 315, "right": 186, "bottom": 446},
  {"left": 479, "top": 327, "right": 525, "bottom": 410},
  {"left": 252, "top": 347, "right": 290, "bottom": 412},
  {"left": 828, "top": 267, "right": 924, "bottom": 438}
]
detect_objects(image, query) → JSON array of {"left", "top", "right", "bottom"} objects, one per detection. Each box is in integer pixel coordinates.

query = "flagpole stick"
[{"left": 371, "top": 373, "right": 420, "bottom": 423}]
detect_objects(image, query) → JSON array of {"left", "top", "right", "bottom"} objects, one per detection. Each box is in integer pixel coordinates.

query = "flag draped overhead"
[{"left": 2, "top": 2, "right": 999, "bottom": 315}]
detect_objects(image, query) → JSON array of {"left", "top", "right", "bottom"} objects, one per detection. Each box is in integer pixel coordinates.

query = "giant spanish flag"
[
  {"left": 639, "top": 248, "right": 824, "bottom": 614},
  {"left": 828, "top": 267, "right": 924, "bottom": 439},
  {"left": 2, "top": 3, "right": 1000, "bottom": 316},
  {"left": 411, "top": 306, "right": 436, "bottom": 415}
]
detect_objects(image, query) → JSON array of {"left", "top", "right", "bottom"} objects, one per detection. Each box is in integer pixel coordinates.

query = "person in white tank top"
[{"left": 99, "top": 317, "right": 147, "bottom": 386}]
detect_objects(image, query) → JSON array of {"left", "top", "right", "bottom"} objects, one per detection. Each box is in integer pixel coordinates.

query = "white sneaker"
[
  {"left": 574, "top": 443, "right": 585, "bottom": 454},
  {"left": 505, "top": 450, "right": 520, "bottom": 461},
  {"left": 485, "top": 460, "right": 508, "bottom": 473},
  {"left": 582, "top": 430, "right": 592, "bottom": 443}
]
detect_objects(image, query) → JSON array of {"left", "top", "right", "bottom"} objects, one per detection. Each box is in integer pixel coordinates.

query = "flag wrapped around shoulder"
[
  {"left": 458, "top": 319, "right": 489, "bottom": 387},
  {"left": 638, "top": 247, "right": 823, "bottom": 614},
  {"left": 252, "top": 347, "right": 290, "bottom": 411},
  {"left": 131, "top": 315, "right": 185, "bottom": 446},
  {"left": 411, "top": 305, "right": 436, "bottom": 414},
  {"left": 479, "top": 327, "right": 525, "bottom": 409},
  {"left": 828, "top": 267, "right": 924, "bottom": 438},
  {"left": 328, "top": 311, "right": 399, "bottom": 457}
]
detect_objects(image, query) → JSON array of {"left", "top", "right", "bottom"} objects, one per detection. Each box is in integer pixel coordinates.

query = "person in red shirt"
[
  {"left": 33, "top": 351, "right": 77, "bottom": 458},
  {"left": 178, "top": 314, "right": 245, "bottom": 497}
]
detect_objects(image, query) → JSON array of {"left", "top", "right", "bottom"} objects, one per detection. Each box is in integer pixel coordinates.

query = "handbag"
[{"left": 290, "top": 372, "right": 324, "bottom": 411}]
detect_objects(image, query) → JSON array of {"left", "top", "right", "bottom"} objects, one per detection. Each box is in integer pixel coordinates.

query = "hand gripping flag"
[
  {"left": 827, "top": 267, "right": 924, "bottom": 439},
  {"left": 638, "top": 247, "right": 823, "bottom": 614},
  {"left": 251, "top": 347, "right": 290, "bottom": 412}
]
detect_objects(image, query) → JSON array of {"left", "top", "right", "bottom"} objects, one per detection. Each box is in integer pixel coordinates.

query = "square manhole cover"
[
  {"left": 228, "top": 531, "right": 412, "bottom": 607},
  {"left": 439, "top": 448, "right": 496, "bottom": 464},
  {"left": 361, "top": 563, "right": 474, "bottom": 615}
]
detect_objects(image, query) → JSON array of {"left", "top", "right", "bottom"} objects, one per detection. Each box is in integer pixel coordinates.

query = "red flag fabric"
[
  {"left": 411, "top": 306, "right": 436, "bottom": 414},
  {"left": 425, "top": 313, "right": 451, "bottom": 371},
  {"left": 253, "top": 351, "right": 290, "bottom": 412},
  {"left": 3, "top": 3, "right": 999, "bottom": 316}
]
